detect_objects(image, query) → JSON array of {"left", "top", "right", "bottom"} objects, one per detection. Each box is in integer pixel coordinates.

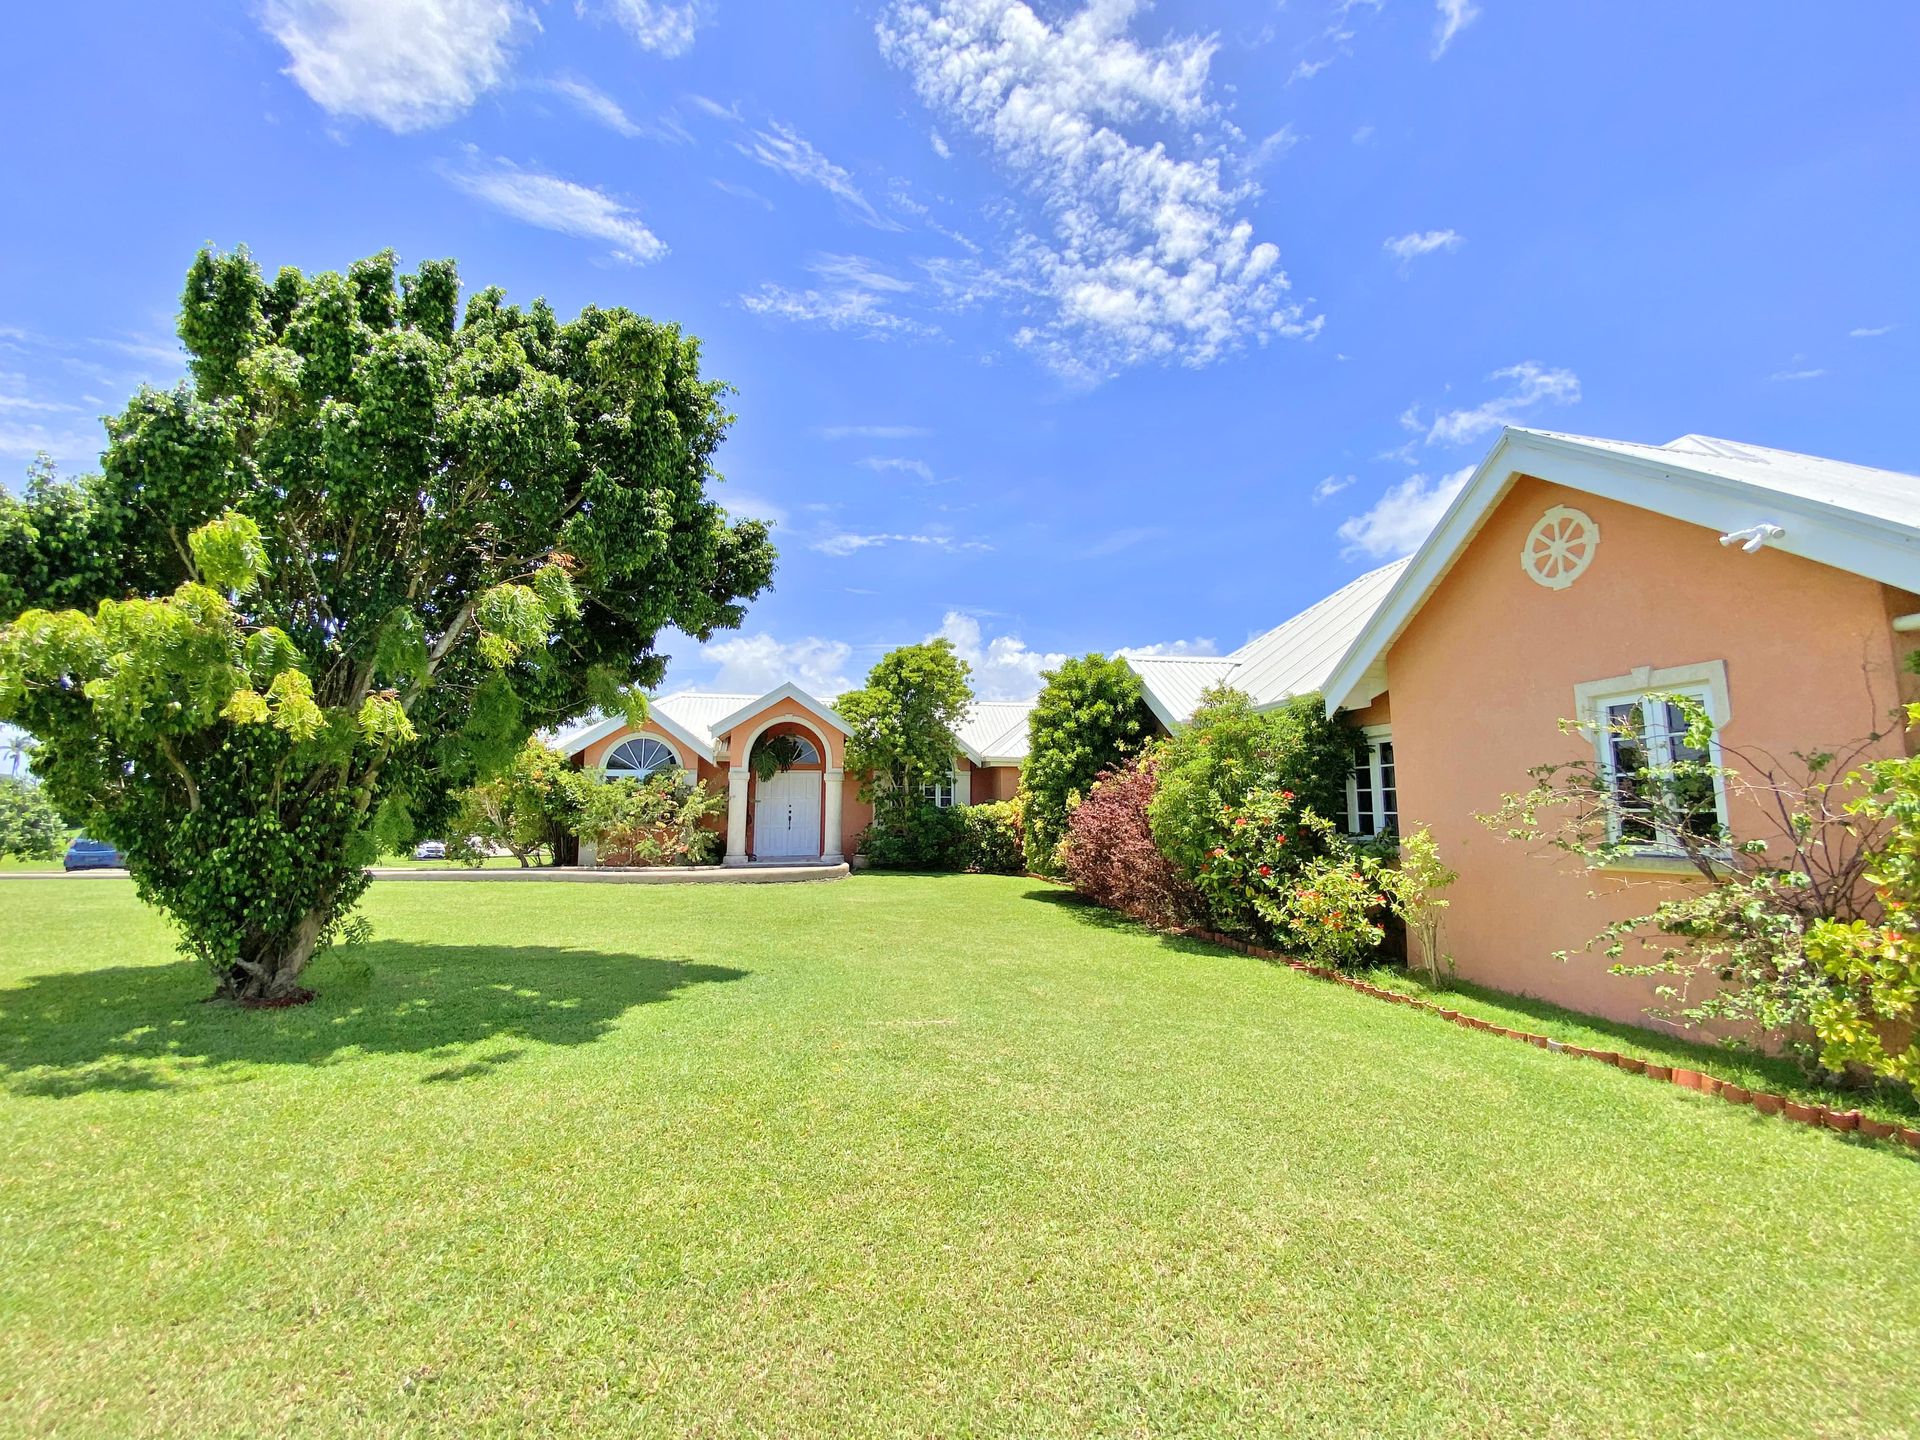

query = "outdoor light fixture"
[{"left": 1718, "top": 522, "right": 1786, "bottom": 553}]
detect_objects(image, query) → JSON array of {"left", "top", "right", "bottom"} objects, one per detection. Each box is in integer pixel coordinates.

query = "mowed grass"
[{"left": 1, "top": 877, "right": 1915, "bottom": 1439}]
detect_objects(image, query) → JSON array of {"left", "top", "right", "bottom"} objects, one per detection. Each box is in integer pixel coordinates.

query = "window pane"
[
  {"left": 1605, "top": 702, "right": 1655, "bottom": 843},
  {"left": 1351, "top": 754, "right": 1375, "bottom": 834},
  {"left": 607, "top": 737, "right": 678, "bottom": 779},
  {"left": 1379, "top": 742, "right": 1398, "bottom": 834},
  {"left": 1661, "top": 699, "right": 1720, "bottom": 841}
]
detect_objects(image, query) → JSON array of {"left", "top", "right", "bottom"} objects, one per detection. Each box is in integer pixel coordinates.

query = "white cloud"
[
  {"left": 262, "top": 0, "right": 529, "bottom": 132},
  {"left": 1337, "top": 465, "right": 1473, "bottom": 559},
  {"left": 0, "top": 419, "right": 106, "bottom": 471},
  {"left": 817, "top": 424, "right": 933, "bottom": 440},
  {"left": 857, "top": 456, "right": 938, "bottom": 482},
  {"left": 736, "top": 122, "right": 901, "bottom": 231},
  {"left": 1248, "top": 125, "right": 1304, "bottom": 168},
  {"left": 700, "top": 633, "right": 855, "bottom": 698},
  {"left": 1313, "top": 473, "right": 1356, "bottom": 501},
  {"left": 813, "top": 532, "right": 990, "bottom": 557},
  {"left": 878, "top": 0, "right": 1318, "bottom": 381},
  {"left": 1384, "top": 228, "right": 1463, "bottom": 264},
  {"left": 1351, "top": 123, "right": 1375, "bottom": 145},
  {"left": 808, "top": 253, "right": 913, "bottom": 292},
  {"left": 716, "top": 491, "right": 787, "bottom": 527},
  {"left": 739, "top": 285, "right": 937, "bottom": 339},
  {"left": 445, "top": 155, "right": 665, "bottom": 262},
  {"left": 604, "top": 0, "right": 705, "bottom": 56},
  {"left": 1118, "top": 637, "right": 1219, "bottom": 658},
  {"left": 1424, "top": 361, "right": 1581, "bottom": 446},
  {"left": 1768, "top": 367, "right": 1825, "bottom": 382},
  {"left": 1289, "top": 56, "right": 1333, "bottom": 83},
  {"left": 1849, "top": 323, "right": 1897, "bottom": 338},
  {"left": 1433, "top": 0, "right": 1481, "bottom": 57},
  {"left": 932, "top": 611, "right": 1067, "bottom": 700},
  {"left": 711, "top": 178, "right": 774, "bottom": 208},
  {"left": 543, "top": 76, "right": 685, "bottom": 141},
  {"left": 930, "top": 129, "right": 952, "bottom": 159}
]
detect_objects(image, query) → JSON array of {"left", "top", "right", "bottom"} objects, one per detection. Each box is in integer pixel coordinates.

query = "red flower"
[
  {"left": 1235, "top": 817, "right": 1250, "bottom": 827},
  {"left": 1258, "top": 864, "right": 1272, "bottom": 877},
  {"left": 1275, "top": 833, "right": 1287, "bottom": 845},
  {"left": 1282, "top": 790, "right": 1295, "bottom": 801}
]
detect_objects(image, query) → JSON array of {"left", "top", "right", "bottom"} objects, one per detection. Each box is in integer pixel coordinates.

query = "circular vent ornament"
[{"left": 1522, "top": 505, "right": 1599, "bottom": 590}]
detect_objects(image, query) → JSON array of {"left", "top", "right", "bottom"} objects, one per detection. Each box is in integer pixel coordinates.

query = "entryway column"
[
  {"left": 822, "top": 767, "right": 845, "bottom": 863},
  {"left": 724, "top": 766, "right": 751, "bottom": 866}
]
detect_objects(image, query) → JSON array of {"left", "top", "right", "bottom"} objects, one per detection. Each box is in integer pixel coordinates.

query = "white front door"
[{"left": 754, "top": 770, "right": 821, "bottom": 859}]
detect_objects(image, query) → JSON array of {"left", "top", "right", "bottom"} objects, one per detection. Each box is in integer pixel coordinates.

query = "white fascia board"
[
  {"left": 708, "top": 682, "right": 853, "bottom": 742},
  {"left": 1323, "top": 426, "right": 1920, "bottom": 716}
]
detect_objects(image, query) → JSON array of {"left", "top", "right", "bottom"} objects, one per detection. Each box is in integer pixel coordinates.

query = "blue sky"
[{"left": 3, "top": 0, "right": 1916, "bottom": 701}]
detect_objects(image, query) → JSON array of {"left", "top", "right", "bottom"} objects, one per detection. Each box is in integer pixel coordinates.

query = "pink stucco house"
[
  {"left": 555, "top": 683, "right": 1028, "bottom": 865},
  {"left": 1320, "top": 429, "right": 1920, "bottom": 1025},
  {"left": 559, "top": 424, "right": 1919, "bottom": 1034}
]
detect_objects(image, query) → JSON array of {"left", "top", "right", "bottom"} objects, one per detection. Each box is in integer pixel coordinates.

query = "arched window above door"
[{"left": 604, "top": 736, "right": 681, "bottom": 781}]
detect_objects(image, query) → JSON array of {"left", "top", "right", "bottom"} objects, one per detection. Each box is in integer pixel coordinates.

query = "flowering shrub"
[
  {"left": 1064, "top": 752, "right": 1201, "bottom": 930},
  {"left": 1254, "top": 813, "right": 1395, "bottom": 968},
  {"left": 1148, "top": 686, "right": 1360, "bottom": 933},
  {"left": 1191, "top": 785, "right": 1307, "bottom": 929}
]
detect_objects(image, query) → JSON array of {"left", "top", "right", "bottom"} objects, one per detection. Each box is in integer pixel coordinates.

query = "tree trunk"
[{"left": 223, "top": 906, "right": 330, "bottom": 1004}]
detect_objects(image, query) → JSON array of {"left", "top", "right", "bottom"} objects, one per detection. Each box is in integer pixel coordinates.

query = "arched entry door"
[{"left": 754, "top": 769, "right": 821, "bottom": 858}]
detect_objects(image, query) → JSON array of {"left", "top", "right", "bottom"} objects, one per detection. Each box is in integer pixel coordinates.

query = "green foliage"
[
  {"left": 1385, "top": 826, "right": 1458, "bottom": 985},
  {"left": 859, "top": 801, "right": 964, "bottom": 871},
  {"left": 0, "top": 776, "right": 63, "bottom": 860},
  {"left": 1805, "top": 702, "right": 1920, "bottom": 1096},
  {"left": 0, "top": 455, "right": 128, "bottom": 620},
  {"left": 957, "top": 800, "right": 1025, "bottom": 875},
  {"left": 0, "top": 244, "right": 774, "bottom": 999},
  {"left": 1226, "top": 812, "right": 1393, "bottom": 969},
  {"left": 1149, "top": 687, "right": 1360, "bottom": 933},
  {"left": 447, "top": 739, "right": 581, "bottom": 867},
  {"left": 750, "top": 733, "right": 807, "bottom": 783},
  {"left": 1022, "top": 653, "right": 1153, "bottom": 873},
  {"left": 1481, "top": 694, "right": 1892, "bottom": 1071},
  {"left": 839, "top": 639, "right": 973, "bottom": 829},
  {"left": 574, "top": 772, "right": 725, "bottom": 867}
]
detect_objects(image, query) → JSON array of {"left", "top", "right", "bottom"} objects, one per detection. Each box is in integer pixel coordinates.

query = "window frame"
[
  {"left": 920, "top": 777, "right": 957, "bottom": 809},
  {"left": 1572, "top": 661, "right": 1732, "bottom": 859},
  {"left": 601, "top": 735, "right": 684, "bottom": 783},
  {"left": 1346, "top": 725, "right": 1398, "bottom": 838}
]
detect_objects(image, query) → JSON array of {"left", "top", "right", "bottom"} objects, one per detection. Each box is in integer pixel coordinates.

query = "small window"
[
  {"left": 1597, "top": 692, "right": 1724, "bottom": 852},
  {"left": 921, "top": 777, "right": 956, "bottom": 808},
  {"left": 1347, "top": 732, "right": 1397, "bottom": 837},
  {"left": 604, "top": 736, "right": 680, "bottom": 781}
]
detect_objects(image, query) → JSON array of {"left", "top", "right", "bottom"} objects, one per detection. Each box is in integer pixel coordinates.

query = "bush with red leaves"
[{"left": 1063, "top": 753, "right": 1201, "bottom": 930}]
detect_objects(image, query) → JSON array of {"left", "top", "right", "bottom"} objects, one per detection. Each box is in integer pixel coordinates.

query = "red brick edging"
[{"left": 1175, "top": 926, "right": 1920, "bottom": 1152}]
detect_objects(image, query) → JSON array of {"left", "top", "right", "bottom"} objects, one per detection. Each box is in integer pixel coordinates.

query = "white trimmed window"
[
  {"left": 604, "top": 736, "right": 681, "bottom": 781},
  {"left": 1574, "top": 662, "right": 1731, "bottom": 853},
  {"left": 1347, "top": 728, "right": 1398, "bottom": 837},
  {"left": 920, "top": 777, "right": 957, "bottom": 808}
]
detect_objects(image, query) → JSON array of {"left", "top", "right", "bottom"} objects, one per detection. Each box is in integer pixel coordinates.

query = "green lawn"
[{"left": 1, "top": 877, "right": 1914, "bottom": 1438}]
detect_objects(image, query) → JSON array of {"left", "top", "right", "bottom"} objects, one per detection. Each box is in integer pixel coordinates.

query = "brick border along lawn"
[{"left": 1, "top": 874, "right": 1913, "bottom": 1438}]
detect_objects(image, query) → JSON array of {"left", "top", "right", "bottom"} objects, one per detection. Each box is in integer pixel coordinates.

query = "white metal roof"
[
  {"left": 1324, "top": 426, "right": 1920, "bottom": 714},
  {"left": 1121, "top": 559, "right": 1410, "bottom": 728},
  {"left": 956, "top": 700, "right": 1036, "bottom": 764}
]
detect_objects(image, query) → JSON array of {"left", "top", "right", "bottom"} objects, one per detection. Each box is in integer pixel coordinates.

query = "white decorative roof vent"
[{"left": 1521, "top": 505, "right": 1599, "bottom": 590}]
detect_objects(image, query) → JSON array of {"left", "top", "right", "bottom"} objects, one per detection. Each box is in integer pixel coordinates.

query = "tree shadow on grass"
[
  {"left": 0, "top": 941, "right": 746, "bottom": 1099},
  {"left": 1019, "top": 885, "right": 1223, "bottom": 957}
]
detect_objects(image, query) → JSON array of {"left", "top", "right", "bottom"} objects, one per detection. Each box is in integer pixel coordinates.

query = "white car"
[{"left": 412, "top": 840, "right": 447, "bottom": 861}]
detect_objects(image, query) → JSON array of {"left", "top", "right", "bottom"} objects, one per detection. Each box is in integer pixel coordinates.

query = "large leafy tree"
[
  {"left": 1021, "top": 652, "right": 1155, "bottom": 871},
  {"left": 0, "top": 776, "right": 64, "bottom": 861},
  {"left": 0, "top": 246, "right": 774, "bottom": 1002},
  {"left": 840, "top": 639, "right": 973, "bottom": 827}
]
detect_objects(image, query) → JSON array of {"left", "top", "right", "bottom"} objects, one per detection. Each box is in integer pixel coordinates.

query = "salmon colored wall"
[
  {"left": 578, "top": 721, "right": 724, "bottom": 795},
  {"left": 1384, "top": 474, "right": 1918, "bottom": 1030},
  {"left": 971, "top": 763, "right": 1021, "bottom": 804},
  {"left": 1345, "top": 694, "right": 1392, "bottom": 728},
  {"left": 717, "top": 696, "right": 848, "bottom": 770}
]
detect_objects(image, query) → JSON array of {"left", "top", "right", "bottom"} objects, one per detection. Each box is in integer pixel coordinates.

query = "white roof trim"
[
  {"left": 552, "top": 704, "right": 717, "bottom": 763},
  {"left": 707, "top": 682, "right": 852, "bottom": 742},
  {"left": 1324, "top": 426, "right": 1920, "bottom": 714}
]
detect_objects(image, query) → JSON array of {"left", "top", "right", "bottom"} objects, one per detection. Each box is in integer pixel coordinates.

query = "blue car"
[{"left": 62, "top": 836, "right": 124, "bottom": 871}]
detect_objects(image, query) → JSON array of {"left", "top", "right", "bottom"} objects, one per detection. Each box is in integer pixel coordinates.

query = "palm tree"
[{"left": 0, "top": 728, "right": 33, "bottom": 779}]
